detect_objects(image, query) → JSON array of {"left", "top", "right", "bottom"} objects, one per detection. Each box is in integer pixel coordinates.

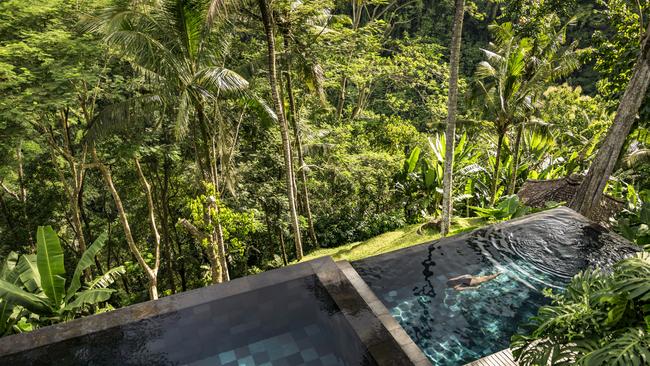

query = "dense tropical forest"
[{"left": 1, "top": 0, "right": 650, "bottom": 363}]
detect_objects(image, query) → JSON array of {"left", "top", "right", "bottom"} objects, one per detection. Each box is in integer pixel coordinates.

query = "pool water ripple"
[{"left": 352, "top": 208, "right": 638, "bottom": 366}]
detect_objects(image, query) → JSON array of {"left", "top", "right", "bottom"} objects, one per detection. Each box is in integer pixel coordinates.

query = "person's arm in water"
[
  {"left": 469, "top": 273, "right": 501, "bottom": 286},
  {"left": 449, "top": 274, "right": 472, "bottom": 281},
  {"left": 454, "top": 284, "right": 479, "bottom": 291}
]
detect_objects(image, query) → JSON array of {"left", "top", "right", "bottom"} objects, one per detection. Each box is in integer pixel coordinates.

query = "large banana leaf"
[
  {"left": 67, "top": 232, "right": 108, "bottom": 301},
  {"left": 16, "top": 254, "right": 41, "bottom": 292},
  {"left": 0, "top": 279, "right": 50, "bottom": 313},
  {"left": 36, "top": 226, "right": 66, "bottom": 305},
  {"left": 0, "top": 299, "right": 12, "bottom": 335},
  {"left": 63, "top": 289, "right": 114, "bottom": 313},
  {"left": 0, "top": 252, "right": 21, "bottom": 335}
]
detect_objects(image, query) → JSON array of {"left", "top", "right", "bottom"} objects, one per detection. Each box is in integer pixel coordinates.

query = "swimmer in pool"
[{"left": 447, "top": 272, "right": 502, "bottom": 291}]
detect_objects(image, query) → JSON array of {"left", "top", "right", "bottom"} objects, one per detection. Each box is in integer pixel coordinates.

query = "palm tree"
[
  {"left": 471, "top": 17, "right": 580, "bottom": 203},
  {"left": 441, "top": 0, "right": 466, "bottom": 236},
  {"left": 258, "top": 0, "right": 304, "bottom": 260},
  {"left": 88, "top": 0, "right": 250, "bottom": 284}
]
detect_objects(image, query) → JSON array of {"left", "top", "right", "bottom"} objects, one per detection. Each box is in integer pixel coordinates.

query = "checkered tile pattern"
[{"left": 2, "top": 275, "right": 376, "bottom": 366}]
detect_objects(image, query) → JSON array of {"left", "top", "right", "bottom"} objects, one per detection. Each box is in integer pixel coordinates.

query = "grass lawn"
[{"left": 300, "top": 217, "right": 487, "bottom": 263}]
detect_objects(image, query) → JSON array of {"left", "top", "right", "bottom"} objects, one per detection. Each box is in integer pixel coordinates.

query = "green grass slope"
[{"left": 300, "top": 217, "right": 487, "bottom": 263}]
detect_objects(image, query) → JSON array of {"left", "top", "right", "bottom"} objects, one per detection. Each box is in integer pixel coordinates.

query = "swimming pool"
[{"left": 352, "top": 207, "right": 638, "bottom": 366}]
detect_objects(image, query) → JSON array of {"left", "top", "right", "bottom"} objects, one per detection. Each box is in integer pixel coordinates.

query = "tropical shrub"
[
  {"left": 612, "top": 188, "right": 650, "bottom": 248},
  {"left": 185, "top": 184, "right": 261, "bottom": 279},
  {"left": 396, "top": 132, "right": 483, "bottom": 222},
  {"left": 511, "top": 252, "right": 650, "bottom": 365},
  {"left": 0, "top": 226, "right": 123, "bottom": 334},
  {"left": 470, "top": 195, "right": 530, "bottom": 221}
]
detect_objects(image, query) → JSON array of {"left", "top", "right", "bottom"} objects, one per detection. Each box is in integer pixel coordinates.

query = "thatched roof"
[{"left": 517, "top": 174, "right": 624, "bottom": 225}]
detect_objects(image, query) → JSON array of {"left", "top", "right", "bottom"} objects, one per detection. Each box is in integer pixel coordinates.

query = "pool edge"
[{"left": 334, "top": 260, "right": 432, "bottom": 366}]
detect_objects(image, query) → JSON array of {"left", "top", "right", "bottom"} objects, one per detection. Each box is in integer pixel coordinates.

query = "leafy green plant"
[
  {"left": 0, "top": 226, "right": 124, "bottom": 333},
  {"left": 470, "top": 195, "right": 530, "bottom": 221},
  {"left": 612, "top": 188, "right": 650, "bottom": 248},
  {"left": 512, "top": 252, "right": 650, "bottom": 365},
  {"left": 396, "top": 132, "right": 482, "bottom": 222}
]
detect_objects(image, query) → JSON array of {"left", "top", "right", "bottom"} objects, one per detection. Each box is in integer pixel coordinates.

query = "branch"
[
  {"left": 0, "top": 180, "right": 20, "bottom": 201},
  {"left": 178, "top": 218, "right": 208, "bottom": 241}
]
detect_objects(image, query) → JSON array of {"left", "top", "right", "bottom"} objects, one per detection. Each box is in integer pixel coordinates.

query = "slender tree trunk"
[
  {"left": 571, "top": 22, "right": 650, "bottom": 218},
  {"left": 491, "top": 131, "right": 505, "bottom": 205},
  {"left": 441, "top": 0, "right": 465, "bottom": 236},
  {"left": 134, "top": 158, "right": 161, "bottom": 289},
  {"left": 210, "top": 136, "right": 229, "bottom": 282},
  {"left": 15, "top": 143, "right": 34, "bottom": 249},
  {"left": 278, "top": 227, "right": 288, "bottom": 265},
  {"left": 93, "top": 148, "right": 159, "bottom": 300},
  {"left": 258, "top": 0, "right": 304, "bottom": 260},
  {"left": 336, "top": 77, "right": 348, "bottom": 120},
  {"left": 350, "top": 87, "right": 366, "bottom": 120},
  {"left": 282, "top": 32, "right": 319, "bottom": 248},
  {"left": 508, "top": 124, "right": 524, "bottom": 195},
  {"left": 196, "top": 105, "right": 229, "bottom": 282}
]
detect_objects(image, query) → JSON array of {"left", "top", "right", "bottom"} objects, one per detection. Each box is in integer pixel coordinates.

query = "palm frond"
[
  {"left": 88, "top": 266, "right": 126, "bottom": 290},
  {"left": 205, "top": 0, "right": 239, "bottom": 27},
  {"left": 192, "top": 67, "right": 249, "bottom": 96},
  {"left": 624, "top": 149, "right": 650, "bottom": 168},
  {"left": 85, "top": 95, "right": 163, "bottom": 142}
]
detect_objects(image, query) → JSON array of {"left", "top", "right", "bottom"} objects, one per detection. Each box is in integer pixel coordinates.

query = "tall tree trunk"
[
  {"left": 210, "top": 134, "right": 230, "bottom": 282},
  {"left": 282, "top": 32, "right": 319, "bottom": 248},
  {"left": 155, "top": 155, "right": 177, "bottom": 293},
  {"left": 441, "top": 0, "right": 465, "bottom": 236},
  {"left": 491, "top": 131, "right": 505, "bottom": 205},
  {"left": 196, "top": 104, "right": 229, "bottom": 282},
  {"left": 93, "top": 148, "right": 159, "bottom": 300},
  {"left": 508, "top": 124, "right": 524, "bottom": 195},
  {"left": 571, "top": 23, "right": 650, "bottom": 218},
  {"left": 258, "top": 0, "right": 304, "bottom": 260}
]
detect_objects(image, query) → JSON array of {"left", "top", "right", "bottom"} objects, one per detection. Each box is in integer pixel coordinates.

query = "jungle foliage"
[{"left": 0, "top": 1, "right": 649, "bottom": 356}]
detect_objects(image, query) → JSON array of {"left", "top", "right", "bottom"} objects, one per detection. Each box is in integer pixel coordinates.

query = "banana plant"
[
  {"left": 396, "top": 132, "right": 485, "bottom": 221},
  {"left": 0, "top": 226, "right": 124, "bottom": 332},
  {"left": 469, "top": 195, "right": 530, "bottom": 221}
]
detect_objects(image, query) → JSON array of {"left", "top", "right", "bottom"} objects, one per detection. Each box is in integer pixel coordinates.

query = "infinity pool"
[{"left": 352, "top": 207, "right": 638, "bottom": 366}]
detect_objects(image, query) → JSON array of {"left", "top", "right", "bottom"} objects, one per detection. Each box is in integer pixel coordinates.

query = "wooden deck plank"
[
  {"left": 497, "top": 351, "right": 512, "bottom": 366},
  {"left": 464, "top": 349, "right": 517, "bottom": 366}
]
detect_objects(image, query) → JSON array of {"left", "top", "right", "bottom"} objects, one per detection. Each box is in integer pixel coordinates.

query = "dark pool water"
[
  {"left": 2, "top": 275, "right": 376, "bottom": 366},
  {"left": 352, "top": 208, "right": 638, "bottom": 366}
]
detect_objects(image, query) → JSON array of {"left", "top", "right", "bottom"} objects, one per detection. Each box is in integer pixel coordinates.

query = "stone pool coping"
[
  {"left": 0, "top": 256, "right": 428, "bottom": 365},
  {"left": 336, "top": 260, "right": 432, "bottom": 366}
]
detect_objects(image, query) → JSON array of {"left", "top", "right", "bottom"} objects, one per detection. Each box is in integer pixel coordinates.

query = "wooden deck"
[{"left": 464, "top": 349, "right": 517, "bottom": 366}]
